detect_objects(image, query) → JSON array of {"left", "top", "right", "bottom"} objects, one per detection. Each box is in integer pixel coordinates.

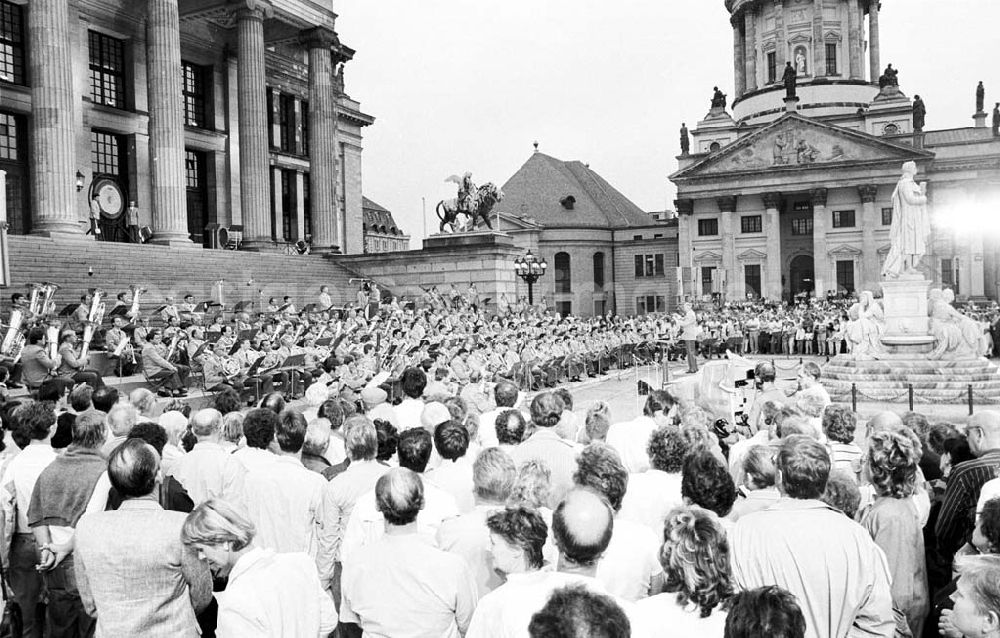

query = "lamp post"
[{"left": 514, "top": 250, "right": 547, "bottom": 306}]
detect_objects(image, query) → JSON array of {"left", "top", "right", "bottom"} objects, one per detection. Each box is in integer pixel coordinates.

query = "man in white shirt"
[
  {"left": 574, "top": 443, "right": 664, "bottom": 601},
  {"left": 619, "top": 425, "right": 685, "bottom": 535},
  {"left": 361, "top": 386, "right": 396, "bottom": 427},
  {"left": 425, "top": 421, "right": 476, "bottom": 514},
  {"left": 340, "top": 468, "right": 478, "bottom": 637},
  {"left": 394, "top": 367, "right": 427, "bottom": 431},
  {"left": 318, "top": 285, "right": 333, "bottom": 310},
  {"left": 172, "top": 408, "right": 246, "bottom": 506},
  {"left": 340, "top": 428, "right": 458, "bottom": 565},
  {"left": 437, "top": 448, "right": 517, "bottom": 597},
  {"left": 0, "top": 403, "right": 58, "bottom": 638},
  {"left": 476, "top": 380, "right": 519, "bottom": 449},
  {"left": 242, "top": 410, "right": 328, "bottom": 572},
  {"left": 231, "top": 409, "right": 278, "bottom": 475},
  {"left": 467, "top": 489, "right": 642, "bottom": 638},
  {"left": 605, "top": 390, "right": 675, "bottom": 474}
]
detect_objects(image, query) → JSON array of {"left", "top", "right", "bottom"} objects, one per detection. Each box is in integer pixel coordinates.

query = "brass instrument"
[
  {"left": 129, "top": 285, "right": 146, "bottom": 320},
  {"left": 26, "top": 283, "right": 45, "bottom": 316},
  {"left": 1, "top": 307, "right": 25, "bottom": 360},
  {"left": 222, "top": 357, "right": 242, "bottom": 377},
  {"left": 261, "top": 350, "right": 281, "bottom": 370},
  {"left": 79, "top": 290, "right": 105, "bottom": 363},
  {"left": 46, "top": 320, "right": 61, "bottom": 361},
  {"left": 112, "top": 333, "right": 137, "bottom": 364},
  {"left": 166, "top": 332, "right": 180, "bottom": 361},
  {"left": 32, "top": 282, "right": 60, "bottom": 318}
]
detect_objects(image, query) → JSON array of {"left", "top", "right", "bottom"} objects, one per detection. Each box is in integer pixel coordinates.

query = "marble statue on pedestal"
[
  {"left": 927, "top": 288, "right": 987, "bottom": 359},
  {"left": 845, "top": 291, "right": 886, "bottom": 360},
  {"left": 882, "top": 162, "right": 930, "bottom": 279},
  {"left": 977, "top": 81, "right": 985, "bottom": 113}
]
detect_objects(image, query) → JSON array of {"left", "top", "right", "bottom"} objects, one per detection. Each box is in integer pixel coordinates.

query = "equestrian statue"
[{"left": 437, "top": 173, "right": 504, "bottom": 233}]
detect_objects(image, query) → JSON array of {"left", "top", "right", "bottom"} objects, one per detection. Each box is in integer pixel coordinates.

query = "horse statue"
[{"left": 436, "top": 182, "right": 504, "bottom": 233}]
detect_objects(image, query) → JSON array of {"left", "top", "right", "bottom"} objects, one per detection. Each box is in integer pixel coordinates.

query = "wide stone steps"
[
  {"left": 7, "top": 235, "right": 374, "bottom": 315},
  {"left": 821, "top": 354, "right": 1000, "bottom": 404}
]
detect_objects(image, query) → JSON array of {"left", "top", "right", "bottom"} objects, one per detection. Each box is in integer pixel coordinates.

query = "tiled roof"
[
  {"left": 496, "top": 152, "right": 654, "bottom": 229},
  {"left": 362, "top": 197, "right": 407, "bottom": 235}
]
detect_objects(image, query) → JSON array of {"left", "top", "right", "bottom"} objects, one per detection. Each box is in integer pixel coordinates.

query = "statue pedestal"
[
  {"left": 783, "top": 96, "right": 799, "bottom": 113},
  {"left": 423, "top": 230, "right": 513, "bottom": 250},
  {"left": 879, "top": 276, "right": 934, "bottom": 346}
]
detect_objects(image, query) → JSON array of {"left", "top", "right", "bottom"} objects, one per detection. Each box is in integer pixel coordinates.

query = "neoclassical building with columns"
[
  {"left": 0, "top": 0, "right": 372, "bottom": 252},
  {"left": 671, "top": 0, "right": 1000, "bottom": 302}
]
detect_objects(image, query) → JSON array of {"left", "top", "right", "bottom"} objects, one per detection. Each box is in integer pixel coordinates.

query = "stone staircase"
[
  {"left": 822, "top": 354, "right": 1000, "bottom": 404},
  {"left": 6, "top": 235, "right": 371, "bottom": 316}
]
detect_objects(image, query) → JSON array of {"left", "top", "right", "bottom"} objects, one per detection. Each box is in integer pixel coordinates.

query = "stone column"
[
  {"left": 763, "top": 192, "right": 783, "bottom": 300},
  {"left": 146, "top": 0, "right": 192, "bottom": 244},
  {"left": 717, "top": 196, "right": 738, "bottom": 300},
  {"left": 868, "top": 0, "right": 881, "bottom": 84},
  {"left": 28, "top": 0, "right": 80, "bottom": 235},
  {"left": 234, "top": 1, "right": 273, "bottom": 248},
  {"left": 813, "top": 0, "right": 826, "bottom": 76},
  {"left": 744, "top": 9, "right": 757, "bottom": 92},
  {"left": 811, "top": 188, "right": 829, "bottom": 296},
  {"left": 858, "top": 184, "right": 879, "bottom": 290},
  {"left": 301, "top": 27, "right": 340, "bottom": 252},
  {"left": 774, "top": 0, "right": 787, "bottom": 70},
  {"left": 733, "top": 17, "right": 746, "bottom": 97},
  {"left": 847, "top": 0, "right": 863, "bottom": 79},
  {"left": 675, "top": 199, "right": 694, "bottom": 299}
]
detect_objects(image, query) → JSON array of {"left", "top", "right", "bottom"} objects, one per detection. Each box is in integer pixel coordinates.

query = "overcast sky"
[{"left": 335, "top": 0, "right": 999, "bottom": 246}]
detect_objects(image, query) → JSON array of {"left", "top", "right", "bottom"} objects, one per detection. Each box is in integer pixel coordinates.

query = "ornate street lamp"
[{"left": 514, "top": 250, "right": 547, "bottom": 305}]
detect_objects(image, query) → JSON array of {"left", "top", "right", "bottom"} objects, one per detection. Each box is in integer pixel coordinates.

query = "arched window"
[
  {"left": 554, "top": 252, "right": 571, "bottom": 293},
  {"left": 593, "top": 252, "right": 605, "bottom": 289}
]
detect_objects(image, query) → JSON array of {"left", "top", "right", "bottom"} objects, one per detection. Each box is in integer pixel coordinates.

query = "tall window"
[
  {"left": 89, "top": 31, "right": 126, "bottom": 108},
  {"left": 836, "top": 260, "right": 855, "bottom": 294},
  {"left": 741, "top": 215, "right": 762, "bottom": 233},
  {"left": 791, "top": 217, "right": 813, "bottom": 236},
  {"left": 767, "top": 52, "right": 777, "bottom": 84},
  {"left": 185, "top": 150, "right": 208, "bottom": 244},
  {"left": 556, "top": 301, "right": 571, "bottom": 316},
  {"left": 941, "top": 258, "right": 954, "bottom": 287},
  {"left": 832, "top": 210, "right": 855, "bottom": 228},
  {"left": 701, "top": 266, "right": 716, "bottom": 295},
  {"left": 280, "top": 169, "right": 294, "bottom": 241},
  {"left": 302, "top": 173, "right": 312, "bottom": 239},
  {"left": 91, "top": 130, "right": 124, "bottom": 176},
  {"left": 301, "top": 101, "right": 309, "bottom": 156},
  {"left": 881, "top": 207, "right": 893, "bottom": 225},
  {"left": 697, "top": 218, "right": 718, "bottom": 236},
  {"left": 277, "top": 94, "right": 296, "bottom": 153},
  {"left": 593, "top": 252, "right": 605, "bottom": 288},
  {"left": 744, "top": 264, "right": 761, "bottom": 298},
  {"left": 554, "top": 252, "right": 571, "bottom": 293},
  {"left": 635, "top": 295, "right": 665, "bottom": 315},
  {"left": 825, "top": 43, "right": 838, "bottom": 76},
  {"left": 0, "top": 111, "right": 28, "bottom": 234},
  {"left": 0, "top": 2, "right": 25, "bottom": 86},
  {"left": 634, "top": 254, "right": 664, "bottom": 278},
  {"left": 181, "top": 62, "right": 208, "bottom": 128}
]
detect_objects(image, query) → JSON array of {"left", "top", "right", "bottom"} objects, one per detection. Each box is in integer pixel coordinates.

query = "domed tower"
[{"left": 727, "top": 0, "right": 882, "bottom": 126}]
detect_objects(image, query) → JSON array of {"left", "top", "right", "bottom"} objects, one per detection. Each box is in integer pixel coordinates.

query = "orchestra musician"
[
  {"left": 132, "top": 316, "right": 152, "bottom": 347},
  {"left": 21, "top": 327, "right": 71, "bottom": 395},
  {"left": 179, "top": 293, "right": 197, "bottom": 320},
  {"left": 105, "top": 316, "right": 139, "bottom": 376},
  {"left": 266, "top": 298, "right": 279, "bottom": 313},
  {"left": 141, "top": 328, "right": 189, "bottom": 397},
  {"left": 160, "top": 296, "right": 180, "bottom": 323},
  {"left": 72, "top": 294, "right": 91, "bottom": 332},
  {"left": 56, "top": 329, "right": 105, "bottom": 388},
  {"left": 318, "top": 285, "right": 332, "bottom": 311}
]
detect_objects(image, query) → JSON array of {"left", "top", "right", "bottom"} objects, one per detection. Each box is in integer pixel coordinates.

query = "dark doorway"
[
  {"left": 185, "top": 150, "right": 209, "bottom": 246},
  {"left": 789, "top": 254, "right": 815, "bottom": 300}
]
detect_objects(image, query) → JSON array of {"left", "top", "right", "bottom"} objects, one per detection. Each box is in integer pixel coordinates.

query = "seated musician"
[
  {"left": 449, "top": 349, "right": 472, "bottom": 386},
  {"left": 206, "top": 314, "right": 225, "bottom": 334},
  {"left": 179, "top": 294, "right": 197, "bottom": 320},
  {"left": 235, "top": 338, "right": 284, "bottom": 397},
  {"left": 72, "top": 294, "right": 91, "bottom": 332},
  {"left": 140, "top": 328, "right": 189, "bottom": 397},
  {"left": 203, "top": 342, "right": 255, "bottom": 396},
  {"left": 281, "top": 296, "right": 297, "bottom": 315},
  {"left": 20, "top": 327, "right": 71, "bottom": 395},
  {"left": 56, "top": 329, "right": 104, "bottom": 389},
  {"left": 160, "top": 296, "right": 180, "bottom": 323},
  {"left": 132, "top": 315, "right": 152, "bottom": 347},
  {"left": 105, "top": 316, "right": 139, "bottom": 376},
  {"left": 111, "top": 292, "right": 128, "bottom": 313},
  {"left": 266, "top": 297, "right": 279, "bottom": 313}
]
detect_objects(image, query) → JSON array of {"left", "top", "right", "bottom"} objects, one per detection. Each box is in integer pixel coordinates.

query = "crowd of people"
[{"left": 2, "top": 282, "right": 1000, "bottom": 637}]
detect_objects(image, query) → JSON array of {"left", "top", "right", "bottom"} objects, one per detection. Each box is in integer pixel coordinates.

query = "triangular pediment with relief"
[
  {"left": 828, "top": 244, "right": 863, "bottom": 258},
  {"left": 737, "top": 248, "right": 768, "bottom": 261},
  {"left": 671, "top": 113, "right": 932, "bottom": 181},
  {"left": 693, "top": 251, "right": 723, "bottom": 263}
]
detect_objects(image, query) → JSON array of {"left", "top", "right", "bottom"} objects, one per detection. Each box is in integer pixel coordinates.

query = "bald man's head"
[
  {"left": 968, "top": 411, "right": 1000, "bottom": 457},
  {"left": 190, "top": 408, "right": 223, "bottom": 439},
  {"left": 552, "top": 489, "right": 614, "bottom": 569},
  {"left": 866, "top": 411, "right": 903, "bottom": 437},
  {"left": 376, "top": 467, "right": 425, "bottom": 526}
]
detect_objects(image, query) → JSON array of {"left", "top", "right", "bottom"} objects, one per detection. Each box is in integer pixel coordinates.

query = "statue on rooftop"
[
  {"left": 977, "top": 81, "right": 985, "bottom": 113},
  {"left": 437, "top": 176, "right": 504, "bottom": 233},
  {"left": 782, "top": 62, "right": 797, "bottom": 98},
  {"left": 878, "top": 64, "right": 899, "bottom": 90},
  {"left": 710, "top": 86, "right": 727, "bottom": 110},
  {"left": 680, "top": 123, "right": 690, "bottom": 155},
  {"left": 912, "top": 95, "right": 926, "bottom": 132}
]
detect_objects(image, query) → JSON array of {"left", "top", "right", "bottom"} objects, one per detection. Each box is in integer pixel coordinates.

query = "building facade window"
[
  {"left": 0, "top": 111, "right": 28, "bottom": 234},
  {"left": 90, "top": 130, "right": 130, "bottom": 242},
  {"left": 741, "top": 215, "right": 762, "bottom": 233},
  {"left": 836, "top": 260, "right": 855, "bottom": 294},
  {"left": 634, "top": 253, "right": 664, "bottom": 278},
  {"left": 554, "top": 252, "right": 571, "bottom": 293},
  {"left": 556, "top": 301, "right": 571, "bottom": 316},
  {"left": 0, "top": 1, "right": 25, "bottom": 86},
  {"left": 767, "top": 51, "right": 777, "bottom": 84},
  {"left": 280, "top": 169, "right": 295, "bottom": 241},
  {"left": 941, "top": 258, "right": 954, "bottom": 287},
  {"left": 697, "top": 218, "right": 718, "bottom": 236},
  {"left": 181, "top": 62, "right": 208, "bottom": 128},
  {"left": 832, "top": 210, "right": 855, "bottom": 228},
  {"left": 701, "top": 266, "right": 717, "bottom": 296},
  {"left": 277, "top": 93, "right": 296, "bottom": 153},
  {"left": 882, "top": 207, "right": 893, "bottom": 225},
  {"left": 790, "top": 217, "right": 813, "bottom": 236},
  {"left": 825, "top": 43, "right": 838, "bottom": 76},
  {"left": 91, "top": 130, "right": 124, "bottom": 176},
  {"left": 88, "top": 31, "right": 126, "bottom": 109},
  {"left": 593, "top": 252, "right": 605, "bottom": 288},
  {"left": 744, "top": 264, "right": 761, "bottom": 298},
  {"left": 303, "top": 173, "right": 312, "bottom": 239},
  {"left": 301, "top": 101, "right": 309, "bottom": 156},
  {"left": 636, "top": 295, "right": 665, "bottom": 315},
  {"left": 185, "top": 150, "right": 208, "bottom": 244}
]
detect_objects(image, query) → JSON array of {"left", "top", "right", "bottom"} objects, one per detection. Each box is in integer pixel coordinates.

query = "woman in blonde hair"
[
  {"left": 181, "top": 499, "right": 337, "bottom": 638},
  {"left": 859, "top": 429, "right": 929, "bottom": 636},
  {"left": 630, "top": 505, "right": 732, "bottom": 634}
]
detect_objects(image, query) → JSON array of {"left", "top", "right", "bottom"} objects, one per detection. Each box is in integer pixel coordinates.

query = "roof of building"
[
  {"left": 923, "top": 127, "right": 996, "bottom": 146},
  {"left": 362, "top": 197, "right": 407, "bottom": 236},
  {"left": 496, "top": 151, "right": 655, "bottom": 229}
]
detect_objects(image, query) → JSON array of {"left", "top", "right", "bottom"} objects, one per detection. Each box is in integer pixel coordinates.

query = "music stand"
[
  {"left": 245, "top": 354, "right": 267, "bottom": 377},
  {"left": 206, "top": 332, "right": 222, "bottom": 344},
  {"left": 233, "top": 301, "right": 250, "bottom": 312},
  {"left": 300, "top": 304, "right": 317, "bottom": 315},
  {"left": 228, "top": 341, "right": 242, "bottom": 356},
  {"left": 277, "top": 353, "right": 308, "bottom": 396},
  {"left": 193, "top": 302, "right": 210, "bottom": 313},
  {"left": 58, "top": 303, "right": 80, "bottom": 317},
  {"left": 190, "top": 341, "right": 209, "bottom": 361},
  {"left": 238, "top": 330, "right": 256, "bottom": 342},
  {"left": 108, "top": 306, "right": 129, "bottom": 317},
  {"left": 316, "top": 337, "right": 333, "bottom": 347}
]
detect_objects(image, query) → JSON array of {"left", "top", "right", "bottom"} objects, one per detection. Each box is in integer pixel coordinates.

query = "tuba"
[
  {"left": 166, "top": 332, "right": 180, "bottom": 362},
  {"left": 26, "top": 283, "right": 45, "bottom": 316},
  {"left": 79, "top": 290, "right": 105, "bottom": 363},
  {"left": 1, "top": 307, "right": 25, "bottom": 362},
  {"left": 38, "top": 282, "right": 59, "bottom": 317},
  {"left": 46, "top": 319, "right": 61, "bottom": 361},
  {"left": 129, "top": 285, "right": 146, "bottom": 321}
]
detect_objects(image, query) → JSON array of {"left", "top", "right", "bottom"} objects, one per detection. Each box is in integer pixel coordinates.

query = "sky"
[{"left": 334, "top": 0, "right": 1000, "bottom": 247}]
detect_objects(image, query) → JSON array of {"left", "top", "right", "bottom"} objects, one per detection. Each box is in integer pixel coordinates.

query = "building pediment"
[
  {"left": 737, "top": 248, "right": 768, "bottom": 261},
  {"left": 693, "top": 251, "right": 723, "bottom": 263},
  {"left": 828, "top": 244, "right": 863, "bottom": 257},
  {"left": 671, "top": 113, "right": 933, "bottom": 182}
]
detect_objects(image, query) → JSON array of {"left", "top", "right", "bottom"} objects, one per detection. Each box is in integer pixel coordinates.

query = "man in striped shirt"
[{"left": 935, "top": 411, "right": 1000, "bottom": 563}]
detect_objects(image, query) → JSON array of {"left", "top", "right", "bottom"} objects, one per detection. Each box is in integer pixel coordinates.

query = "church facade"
[
  {"left": 670, "top": 0, "right": 1000, "bottom": 302},
  {"left": 0, "top": 0, "right": 373, "bottom": 252}
]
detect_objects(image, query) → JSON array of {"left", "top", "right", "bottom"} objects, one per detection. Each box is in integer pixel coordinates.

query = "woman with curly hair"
[
  {"left": 631, "top": 506, "right": 731, "bottom": 634},
  {"left": 859, "top": 428, "right": 929, "bottom": 636}
]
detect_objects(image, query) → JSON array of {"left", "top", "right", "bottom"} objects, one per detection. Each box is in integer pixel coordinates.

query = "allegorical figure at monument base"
[{"left": 882, "top": 161, "right": 930, "bottom": 279}]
